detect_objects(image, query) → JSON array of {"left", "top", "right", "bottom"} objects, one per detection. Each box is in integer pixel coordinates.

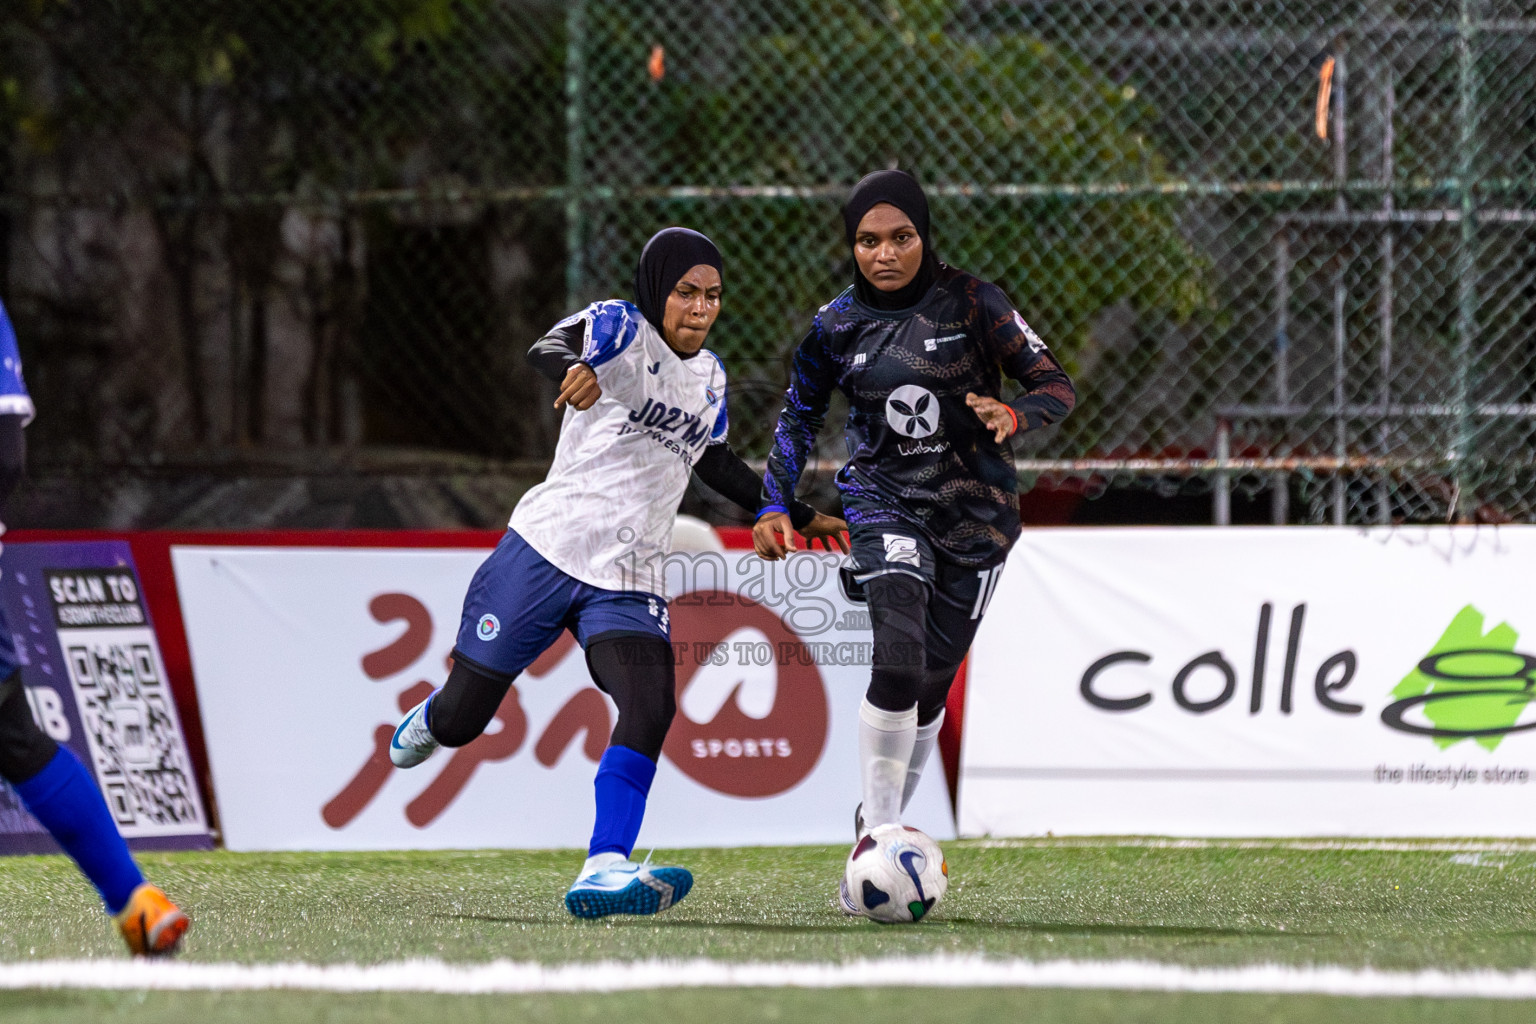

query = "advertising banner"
[
  {"left": 0, "top": 541, "right": 212, "bottom": 853},
  {"left": 174, "top": 545, "right": 954, "bottom": 851},
  {"left": 961, "top": 526, "right": 1536, "bottom": 837}
]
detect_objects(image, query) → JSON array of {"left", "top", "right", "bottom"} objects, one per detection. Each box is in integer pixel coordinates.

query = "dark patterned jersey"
[{"left": 761, "top": 267, "right": 1075, "bottom": 567}]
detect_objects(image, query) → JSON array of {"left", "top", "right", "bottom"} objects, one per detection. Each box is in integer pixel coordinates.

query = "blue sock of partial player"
[
  {"left": 13, "top": 746, "right": 144, "bottom": 915},
  {"left": 587, "top": 744, "right": 657, "bottom": 858}
]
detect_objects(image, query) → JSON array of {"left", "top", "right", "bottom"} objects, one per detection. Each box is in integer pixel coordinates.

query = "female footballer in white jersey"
[{"left": 389, "top": 228, "right": 846, "bottom": 918}]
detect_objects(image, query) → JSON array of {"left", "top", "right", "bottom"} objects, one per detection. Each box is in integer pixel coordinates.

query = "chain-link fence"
[{"left": 3, "top": 0, "right": 1535, "bottom": 525}]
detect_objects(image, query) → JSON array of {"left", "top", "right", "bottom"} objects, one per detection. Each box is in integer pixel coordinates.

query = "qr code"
[{"left": 64, "top": 637, "right": 204, "bottom": 836}]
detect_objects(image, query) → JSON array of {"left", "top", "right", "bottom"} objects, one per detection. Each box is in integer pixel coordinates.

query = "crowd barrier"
[
  {"left": 12, "top": 524, "right": 1528, "bottom": 850},
  {"left": 6, "top": 529, "right": 961, "bottom": 852},
  {"left": 960, "top": 526, "right": 1536, "bottom": 837},
  {"left": 0, "top": 536, "right": 211, "bottom": 853}
]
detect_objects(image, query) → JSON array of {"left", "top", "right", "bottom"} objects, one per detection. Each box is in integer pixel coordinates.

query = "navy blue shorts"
[
  {"left": 843, "top": 520, "right": 1006, "bottom": 672},
  {"left": 452, "top": 529, "right": 669, "bottom": 681}
]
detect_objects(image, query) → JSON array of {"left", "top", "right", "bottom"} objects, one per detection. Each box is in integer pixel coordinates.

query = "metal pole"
[
  {"left": 564, "top": 0, "right": 587, "bottom": 310},
  {"left": 1331, "top": 44, "right": 1349, "bottom": 526},
  {"left": 1215, "top": 417, "right": 1232, "bottom": 526},
  {"left": 1452, "top": 0, "right": 1481, "bottom": 522},
  {"left": 1333, "top": 272, "right": 1348, "bottom": 525},
  {"left": 1272, "top": 229, "right": 1291, "bottom": 524},
  {"left": 1376, "top": 74, "right": 1396, "bottom": 525}
]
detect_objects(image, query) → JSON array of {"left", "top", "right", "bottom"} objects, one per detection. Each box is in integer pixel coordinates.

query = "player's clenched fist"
[{"left": 555, "top": 363, "right": 601, "bottom": 411}]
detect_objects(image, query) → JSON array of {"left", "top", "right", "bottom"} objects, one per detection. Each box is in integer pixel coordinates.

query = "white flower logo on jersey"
[{"left": 885, "top": 385, "right": 938, "bottom": 438}]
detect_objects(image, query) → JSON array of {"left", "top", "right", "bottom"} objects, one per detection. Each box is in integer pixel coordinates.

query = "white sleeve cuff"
[{"left": 0, "top": 395, "right": 35, "bottom": 426}]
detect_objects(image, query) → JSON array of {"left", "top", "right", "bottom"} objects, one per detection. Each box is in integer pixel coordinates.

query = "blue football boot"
[
  {"left": 564, "top": 857, "right": 693, "bottom": 919},
  {"left": 389, "top": 693, "right": 440, "bottom": 768}
]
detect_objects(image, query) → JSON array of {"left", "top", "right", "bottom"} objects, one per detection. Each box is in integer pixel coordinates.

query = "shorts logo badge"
[
  {"left": 885, "top": 385, "right": 938, "bottom": 438},
  {"left": 882, "top": 533, "right": 922, "bottom": 568},
  {"left": 476, "top": 614, "right": 501, "bottom": 641}
]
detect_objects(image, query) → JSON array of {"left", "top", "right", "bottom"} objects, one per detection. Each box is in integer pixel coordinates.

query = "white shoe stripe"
[{"left": 640, "top": 873, "right": 674, "bottom": 911}]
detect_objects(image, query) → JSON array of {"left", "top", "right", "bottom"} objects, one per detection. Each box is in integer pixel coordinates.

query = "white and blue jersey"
[
  {"left": 510, "top": 300, "right": 728, "bottom": 596},
  {"left": 0, "top": 300, "right": 34, "bottom": 426}
]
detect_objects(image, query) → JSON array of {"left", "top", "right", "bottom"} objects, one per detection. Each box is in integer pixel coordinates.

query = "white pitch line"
[
  {"left": 963, "top": 838, "right": 1536, "bottom": 853},
  {"left": 1, "top": 957, "right": 1536, "bottom": 999}
]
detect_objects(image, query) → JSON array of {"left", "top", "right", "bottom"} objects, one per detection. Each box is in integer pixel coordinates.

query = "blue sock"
[
  {"left": 588, "top": 744, "right": 657, "bottom": 858},
  {"left": 14, "top": 747, "right": 144, "bottom": 915}
]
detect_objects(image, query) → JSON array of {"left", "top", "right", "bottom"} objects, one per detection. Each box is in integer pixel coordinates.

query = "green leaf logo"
[{"left": 1388, "top": 605, "right": 1536, "bottom": 752}]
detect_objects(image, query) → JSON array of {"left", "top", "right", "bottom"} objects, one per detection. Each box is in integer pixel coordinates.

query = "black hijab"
[
  {"left": 633, "top": 227, "right": 724, "bottom": 336},
  {"left": 842, "top": 169, "right": 939, "bottom": 311}
]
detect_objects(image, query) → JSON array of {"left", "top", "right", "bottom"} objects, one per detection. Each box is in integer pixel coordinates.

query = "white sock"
[
  {"left": 901, "top": 710, "right": 945, "bottom": 812},
  {"left": 859, "top": 698, "right": 917, "bottom": 829},
  {"left": 577, "top": 851, "right": 627, "bottom": 880}
]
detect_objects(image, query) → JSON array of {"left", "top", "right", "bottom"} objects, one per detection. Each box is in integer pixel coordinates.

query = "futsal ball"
[{"left": 843, "top": 823, "right": 948, "bottom": 923}]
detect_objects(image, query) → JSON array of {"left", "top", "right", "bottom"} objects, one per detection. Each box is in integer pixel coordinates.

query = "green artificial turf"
[{"left": 0, "top": 839, "right": 1533, "bottom": 1022}]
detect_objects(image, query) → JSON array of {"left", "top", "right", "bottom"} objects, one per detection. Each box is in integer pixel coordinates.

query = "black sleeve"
[
  {"left": 979, "top": 283, "right": 1076, "bottom": 434},
  {"left": 693, "top": 443, "right": 816, "bottom": 528},
  {"left": 761, "top": 315, "right": 837, "bottom": 515},
  {"left": 0, "top": 415, "right": 25, "bottom": 507},
  {"left": 1005, "top": 350, "right": 1076, "bottom": 433},
  {"left": 526, "top": 320, "right": 587, "bottom": 383}
]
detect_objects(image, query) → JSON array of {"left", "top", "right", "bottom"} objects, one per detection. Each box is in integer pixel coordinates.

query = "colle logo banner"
[
  {"left": 1076, "top": 601, "right": 1363, "bottom": 717},
  {"left": 959, "top": 526, "right": 1536, "bottom": 838},
  {"left": 1074, "top": 601, "right": 1536, "bottom": 745},
  {"left": 1383, "top": 605, "right": 1536, "bottom": 748}
]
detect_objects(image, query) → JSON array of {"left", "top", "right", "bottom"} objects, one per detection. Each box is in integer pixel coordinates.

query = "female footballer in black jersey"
[{"left": 754, "top": 170, "right": 1075, "bottom": 906}]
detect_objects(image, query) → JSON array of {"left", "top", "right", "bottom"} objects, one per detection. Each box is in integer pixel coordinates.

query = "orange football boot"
[{"left": 114, "top": 884, "right": 190, "bottom": 957}]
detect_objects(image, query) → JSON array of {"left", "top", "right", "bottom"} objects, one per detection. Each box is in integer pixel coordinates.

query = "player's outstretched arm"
[
  {"left": 693, "top": 442, "right": 769, "bottom": 515},
  {"left": 695, "top": 443, "right": 847, "bottom": 556},
  {"left": 759, "top": 317, "right": 837, "bottom": 521},
  {"left": 752, "top": 508, "right": 848, "bottom": 560},
  {"left": 795, "top": 510, "right": 850, "bottom": 553}
]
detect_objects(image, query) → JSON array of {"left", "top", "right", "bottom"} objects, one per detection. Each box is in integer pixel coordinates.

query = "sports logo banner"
[
  {"left": 173, "top": 545, "right": 954, "bottom": 851},
  {"left": 961, "top": 527, "right": 1536, "bottom": 837},
  {"left": 0, "top": 541, "right": 212, "bottom": 854}
]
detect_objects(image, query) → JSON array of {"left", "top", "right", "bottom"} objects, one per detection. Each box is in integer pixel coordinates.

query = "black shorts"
[{"left": 842, "top": 521, "right": 1007, "bottom": 671}]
